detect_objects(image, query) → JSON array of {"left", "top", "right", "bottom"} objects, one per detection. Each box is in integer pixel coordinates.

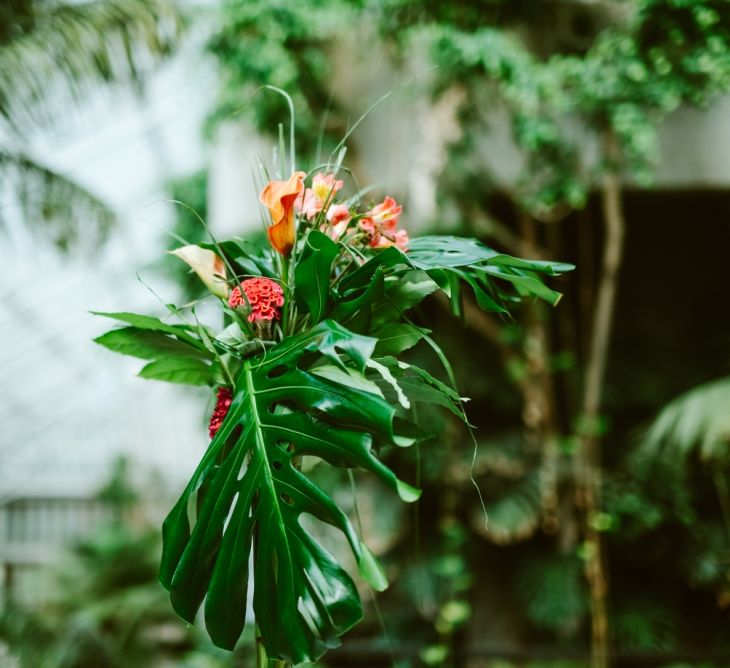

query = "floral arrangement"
[{"left": 94, "top": 133, "right": 572, "bottom": 664}]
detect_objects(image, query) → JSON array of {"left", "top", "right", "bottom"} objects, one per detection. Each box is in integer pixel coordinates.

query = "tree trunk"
[{"left": 579, "top": 127, "right": 626, "bottom": 668}]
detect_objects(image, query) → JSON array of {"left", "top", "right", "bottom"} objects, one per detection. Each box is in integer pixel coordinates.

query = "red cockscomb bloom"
[
  {"left": 228, "top": 277, "right": 285, "bottom": 322},
  {"left": 209, "top": 387, "right": 232, "bottom": 439}
]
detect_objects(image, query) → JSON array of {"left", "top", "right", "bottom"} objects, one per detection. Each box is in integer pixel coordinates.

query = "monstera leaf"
[
  {"left": 159, "top": 320, "right": 420, "bottom": 662},
  {"left": 406, "top": 236, "right": 574, "bottom": 315},
  {"left": 330, "top": 235, "right": 573, "bottom": 327}
]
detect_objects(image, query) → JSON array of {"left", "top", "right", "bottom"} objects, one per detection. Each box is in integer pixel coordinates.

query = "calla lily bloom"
[
  {"left": 169, "top": 245, "right": 229, "bottom": 298},
  {"left": 260, "top": 171, "right": 306, "bottom": 256}
]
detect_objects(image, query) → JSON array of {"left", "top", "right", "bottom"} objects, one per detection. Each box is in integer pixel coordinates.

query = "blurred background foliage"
[
  {"left": 2, "top": 0, "right": 730, "bottom": 667},
  {"left": 0, "top": 0, "right": 183, "bottom": 251}
]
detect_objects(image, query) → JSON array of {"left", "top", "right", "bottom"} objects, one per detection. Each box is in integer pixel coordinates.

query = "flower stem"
[
  {"left": 255, "top": 624, "right": 267, "bottom": 668},
  {"left": 255, "top": 626, "right": 289, "bottom": 668},
  {"left": 281, "top": 254, "right": 291, "bottom": 335}
]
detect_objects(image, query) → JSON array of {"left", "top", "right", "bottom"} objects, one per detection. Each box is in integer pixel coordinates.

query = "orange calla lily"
[{"left": 259, "top": 170, "right": 306, "bottom": 256}]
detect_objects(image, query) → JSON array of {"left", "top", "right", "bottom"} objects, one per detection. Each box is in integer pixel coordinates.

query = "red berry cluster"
[
  {"left": 228, "top": 277, "right": 285, "bottom": 322},
  {"left": 208, "top": 387, "right": 232, "bottom": 439}
]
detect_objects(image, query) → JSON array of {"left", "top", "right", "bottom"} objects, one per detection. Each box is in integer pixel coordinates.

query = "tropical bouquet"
[{"left": 94, "top": 120, "right": 572, "bottom": 665}]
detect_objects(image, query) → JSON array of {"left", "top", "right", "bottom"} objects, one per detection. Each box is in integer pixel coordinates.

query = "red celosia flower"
[
  {"left": 228, "top": 277, "right": 285, "bottom": 322},
  {"left": 209, "top": 387, "right": 232, "bottom": 439}
]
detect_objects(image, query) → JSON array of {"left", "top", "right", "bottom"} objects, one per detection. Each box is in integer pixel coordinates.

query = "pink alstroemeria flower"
[
  {"left": 323, "top": 203, "right": 352, "bottom": 240},
  {"left": 359, "top": 196, "right": 409, "bottom": 250},
  {"left": 297, "top": 172, "right": 344, "bottom": 220}
]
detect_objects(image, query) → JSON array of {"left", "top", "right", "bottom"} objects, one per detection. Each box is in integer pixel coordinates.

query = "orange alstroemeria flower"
[{"left": 259, "top": 171, "right": 306, "bottom": 256}]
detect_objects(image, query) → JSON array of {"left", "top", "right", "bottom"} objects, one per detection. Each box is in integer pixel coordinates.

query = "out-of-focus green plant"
[
  {"left": 629, "top": 377, "right": 730, "bottom": 604},
  {"left": 0, "top": 459, "right": 189, "bottom": 667},
  {"left": 423, "top": 0, "right": 730, "bottom": 213},
  {"left": 207, "top": 0, "right": 360, "bottom": 162},
  {"left": 515, "top": 553, "right": 587, "bottom": 636},
  {"left": 0, "top": 0, "right": 183, "bottom": 251},
  {"left": 640, "top": 377, "right": 730, "bottom": 465},
  {"left": 0, "top": 458, "right": 257, "bottom": 668}
]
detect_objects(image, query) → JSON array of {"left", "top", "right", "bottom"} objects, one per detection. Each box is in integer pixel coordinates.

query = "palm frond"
[
  {"left": 0, "top": 150, "right": 115, "bottom": 250},
  {"left": 640, "top": 376, "right": 730, "bottom": 464},
  {"left": 614, "top": 597, "right": 677, "bottom": 651},
  {"left": 515, "top": 553, "right": 587, "bottom": 635},
  {"left": 0, "top": 0, "right": 183, "bottom": 129},
  {"left": 472, "top": 470, "right": 543, "bottom": 545}
]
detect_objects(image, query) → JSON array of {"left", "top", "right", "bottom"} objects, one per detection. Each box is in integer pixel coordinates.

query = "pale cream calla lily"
[{"left": 169, "top": 245, "right": 229, "bottom": 298}]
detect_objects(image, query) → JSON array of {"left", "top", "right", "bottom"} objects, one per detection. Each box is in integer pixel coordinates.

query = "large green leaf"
[
  {"left": 407, "top": 236, "right": 572, "bottom": 275},
  {"left": 372, "top": 323, "right": 429, "bottom": 356},
  {"left": 330, "top": 236, "right": 571, "bottom": 327},
  {"left": 369, "top": 271, "right": 440, "bottom": 328},
  {"left": 370, "top": 356, "right": 468, "bottom": 423},
  {"left": 94, "top": 317, "right": 215, "bottom": 386},
  {"left": 138, "top": 356, "right": 214, "bottom": 386},
  {"left": 333, "top": 247, "right": 407, "bottom": 331},
  {"left": 159, "top": 320, "right": 420, "bottom": 662},
  {"left": 92, "top": 311, "right": 206, "bottom": 350},
  {"left": 337, "top": 247, "right": 409, "bottom": 294},
  {"left": 94, "top": 327, "right": 211, "bottom": 361},
  {"left": 294, "top": 230, "right": 339, "bottom": 322},
  {"left": 407, "top": 235, "right": 574, "bottom": 312}
]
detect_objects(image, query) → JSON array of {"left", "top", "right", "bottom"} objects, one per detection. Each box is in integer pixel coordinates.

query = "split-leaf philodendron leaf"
[{"left": 159, "top": 320, "right": 420, "bottom": 663}]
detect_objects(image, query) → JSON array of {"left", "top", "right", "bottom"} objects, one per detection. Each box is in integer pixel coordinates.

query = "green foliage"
[
  {"left": 94, "top": 327, "right": 212, "bottom": 363},
  {"left": 93, "top": 313, "right": 216, "bottom": 385},
  {"left": 366, "top": 0, "right": 730, "bottom": 214},
  {"left": 294, "top": 230, "right": 340, "bottom": 322},
  {"left": 515, "top": 554, "right": 588, "bottom": 635},
  {"left": 614, "top": 597, "right": 677, "bottom": 652},
  {"left": 639, "top": 376, "right": 730, "bottom": 464},
  {"left": 207, "top": 0, "right": 357, "bottom": 159},
  {"left": 407, "top": 236, "right": 572, "bottom": 313},
  {"left": 159, "top": 321, "right": 418, "bottom": 660},
  {"left": 206, "top": 0, "right": 730, "bottom": 215},
  {"left": 482, "top": 470, "right": 543, "bottom": 545},
  {"left": 0, "top": 0, "right": 182, "bottom": 250},
  {"left": 0, "top": 485, "right": 195, "bottom": 667},
  {"left": 0, "top": 0, "right": 182, "bottom": 128},
  {"left": 329, "top": 235, "right": 571, "bottom": 332},
  {"left": 97, "top": 210, "right": 571, "bottom": 658},
  {"left": 0, "top": 150, "right": 115, "bottom": 252}
]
